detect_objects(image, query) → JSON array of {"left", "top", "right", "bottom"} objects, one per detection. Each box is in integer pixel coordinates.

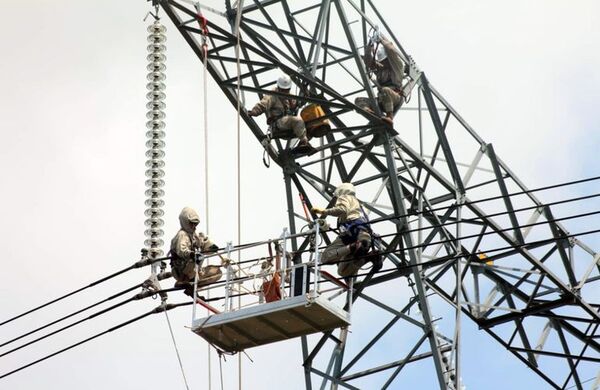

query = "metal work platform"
[{"left": 192, "top": 294, "right": 350, "bottom": 353}]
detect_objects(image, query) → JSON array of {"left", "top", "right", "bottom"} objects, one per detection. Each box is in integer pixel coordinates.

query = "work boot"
[
  {"left": 174, "top": 281, "right": 206, "bottom": 300},
  {"left": 381, "top": 115, "right": 394, "bottom": 126},
  {"left": 174, "top": 281, "right": 195, "bottom": 297},
  {"left": 366, "top": 250, "right": 383, "bottom": 272},
  {"left": 292, "top": 138, "right": 316, "bottom": 156}
]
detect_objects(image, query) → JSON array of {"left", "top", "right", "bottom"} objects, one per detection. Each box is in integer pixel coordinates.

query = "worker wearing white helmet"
[
  {"left": 248, "top": 74, "right": 313, "bottom": 153},
  {"left": 312, "top": 183, "right": 382, "bottom": 278},
  {"left": 355, "top": 32, "right": 406, "bottom": 125}
]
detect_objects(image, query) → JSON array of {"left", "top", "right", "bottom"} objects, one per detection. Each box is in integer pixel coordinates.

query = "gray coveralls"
[
  {"left": 169, "top": 207, "right": 221, "bottom": 286},
  {"left": 355, "top": 38, "right": 406, "bottom": 116},
  {"left": 320, "top": 190, "right": 371, "bottom": 278},
  {"left": 249, "top": 89, "right": 307, "bottom": 140}
]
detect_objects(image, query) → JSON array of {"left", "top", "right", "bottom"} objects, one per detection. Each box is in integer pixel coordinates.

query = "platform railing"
[{"left": 190, "top": 225, "right": 351, "bottom": 325}]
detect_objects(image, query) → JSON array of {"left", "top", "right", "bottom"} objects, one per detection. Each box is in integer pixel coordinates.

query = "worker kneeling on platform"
[
  {"left": 169, "top": 207, "right": 224, "bottom": 297},
  {"left": 247, "top": 74, "right": 314, "bottom": 154},
  {"left": 312, "top": 183, "right": 381, "bottom": 278}
]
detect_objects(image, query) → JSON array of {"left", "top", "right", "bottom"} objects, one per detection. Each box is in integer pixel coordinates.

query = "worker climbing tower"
[{"left": 159, "top": 1, "right": 600, "bottom": 389}]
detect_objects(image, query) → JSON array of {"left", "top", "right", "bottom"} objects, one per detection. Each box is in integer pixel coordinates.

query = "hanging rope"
[
  {"left": 164, "top": 309, "right": 191, "bottom": 390},
  {"left": 194, "top": 6, "right": 212, "bottom": 389},
  {"left": 218, "top": 352, "right": 225, "bottom": 390},
  {"left": 233, "top": 2, "right": 245, "bottom": 390}
]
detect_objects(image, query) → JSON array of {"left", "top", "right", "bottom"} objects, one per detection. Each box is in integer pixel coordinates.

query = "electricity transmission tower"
[{"left": 160, "top": 1, "right": 600, "bottom": 388}]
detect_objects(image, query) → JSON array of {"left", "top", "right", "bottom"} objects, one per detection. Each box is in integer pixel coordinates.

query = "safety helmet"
[
  {"left": 375, "top": 45, "right": 387, "bottom": 62},
  {"left": 334, "top": 182, "right": 356, "bottom": 197},
  {"left": 276, "top": 74, "right": 292, "bottom": 90}
]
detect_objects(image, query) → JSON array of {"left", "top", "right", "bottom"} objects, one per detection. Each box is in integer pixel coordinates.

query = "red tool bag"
[
  {"left": 262, "top": 242, "right": 282, "bottom": 302},
  {"left": 262, "top": 271, "right": 282, "bottom": 303}
]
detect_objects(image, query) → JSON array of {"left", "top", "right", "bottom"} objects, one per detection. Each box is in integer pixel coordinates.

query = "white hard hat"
[
  {"left": 375, "top": 45, "right": 387, "bottom": 62},
  {"left": 277, "top": 75, "right": 292, "bottom": 90}
]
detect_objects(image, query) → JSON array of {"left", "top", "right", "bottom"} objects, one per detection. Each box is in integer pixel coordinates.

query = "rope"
[
  {"left": 194, "top": 5, "right": 212, "bottom": 388},
  {"left": 233, "top": 2, "right": 245, "bottom": 389},
  {"left": 164, "top": 309, "right": 191, "bottom": 390},
  {"left": 219, "top": 352, "right": 225, "bottom": 390}
]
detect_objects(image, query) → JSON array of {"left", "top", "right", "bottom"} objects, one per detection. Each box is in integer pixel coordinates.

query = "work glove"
[
  {"left": 207, "top": 244, "right": 220, "bottom": 253},
  {"left": 311, "top": 206, "right": 326, "bottom": 215},
  {"left": 247, "top": 109, "right": 256, "bottom": 117}
]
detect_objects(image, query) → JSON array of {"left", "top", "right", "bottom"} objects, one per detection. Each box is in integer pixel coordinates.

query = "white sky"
[{"left": 1, "top": 1, "right": 599, "bottom": 389}]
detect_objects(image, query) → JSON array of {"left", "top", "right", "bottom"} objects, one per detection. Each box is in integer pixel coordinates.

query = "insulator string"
[{"left": 144, "top": 19, "right": 168, "bottom": 264}]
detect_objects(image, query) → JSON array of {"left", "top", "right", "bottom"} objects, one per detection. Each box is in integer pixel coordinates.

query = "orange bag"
[
  {"left": 262, "top": 272, "right": 282, "bottom": 302},
  {"left": 300, "top": 104, "right": 331, "bottom": 138}
]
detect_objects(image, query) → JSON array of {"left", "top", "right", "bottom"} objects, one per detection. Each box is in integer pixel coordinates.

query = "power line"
[
  {"left": 366, "top": 174, "right": 600, "bottom": 225},
  {"left": 0, "top": 287, "right": 181, "bottom": 359},
  {"left": 3, "top": 175, "right": 597, "bottom": 339},
  {"left": 3, "top": 226, "right": 599, "bottom": 379},
  {"left": 0, "top": 301, "right": 190, "bottom": 380},
  {"left": 0, "top": 271, "right": 172, "bottom": 349},
  {"left": 231, "top": 199, "right": 600, "bottom": 266},
  {"left": 0, "top": 255, "right": 169, "bottom": 328},
  {"left": 201, "top": 174, "right": 600, "bottom": 255},
  {"left": 0, "top": 282, "right": 143, "bottom": 349},
  {"left": 375, "top": 209, "right": 600, "bottom": 250},
  {"left": 0, "top": 176, "right": 600, "bottom": 334},
  {"left": 151, "top": 226, "right": 600, "bottom": 304}
]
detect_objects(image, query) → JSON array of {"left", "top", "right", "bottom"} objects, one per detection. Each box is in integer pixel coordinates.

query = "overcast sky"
[{"left": 1, "top": 1, "right": 599, "bottom": 389}]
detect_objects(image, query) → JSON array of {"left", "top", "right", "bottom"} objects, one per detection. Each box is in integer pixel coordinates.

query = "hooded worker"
[
  {"left": 312, "top": 183, "right": 380, "bottom": 277},
  {"left": 355, "top": 33, "right": 406, "bottom": 125},
  {"left": 247, "top": 74, "right": 314, "bottom": 153},
  {"left": 169, "top": 207, "right": 223, "bottom": 295}
]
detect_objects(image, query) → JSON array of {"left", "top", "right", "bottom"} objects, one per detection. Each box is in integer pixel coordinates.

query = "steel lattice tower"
[{"left": 160, "top": 1, "right": 600, "bottom": 388}]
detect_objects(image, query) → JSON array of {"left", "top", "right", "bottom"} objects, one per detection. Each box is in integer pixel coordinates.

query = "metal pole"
[
  {"left": 313, "top": 219, "right": 320, "bottom": 297},
  {"left": 224, "top": 241, "right": 233, "bottom": 311},
  {"left": 310, "top": 0, "right": 332, "bottom": 77},
  {"left": 381, "top": 131, "right": 448, "bottom": 389},
  {"left": 191, "top": 250, "right": 201, "bottom": 325},
  {"left": 454, "top": 196, "right": 463, "bottom": 390}
]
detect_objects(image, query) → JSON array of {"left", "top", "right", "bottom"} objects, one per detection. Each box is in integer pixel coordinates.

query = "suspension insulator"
[{"left": 144, "top": 20, "right": 167, "bottom": 259}]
